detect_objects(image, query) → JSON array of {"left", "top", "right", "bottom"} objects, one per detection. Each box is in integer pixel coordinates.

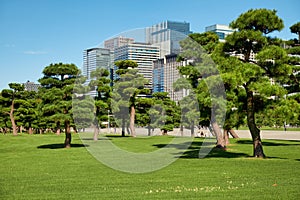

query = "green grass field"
[{"left": 0, "top": 133, "right": 300, "bottom": 199}]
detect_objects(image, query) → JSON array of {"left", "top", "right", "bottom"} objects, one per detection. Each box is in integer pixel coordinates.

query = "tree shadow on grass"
[
  {"left": 237, "top": 140, "right": 300, "bottom": 146},
  {"left": 153, "top": 139, "right": 295, "bottom": 159},
  {"left": 153, "top": 140, "right": 251, "bottom": 159},
  {"left": 37, "top": 143, "right": 87, "bottom": 149}
]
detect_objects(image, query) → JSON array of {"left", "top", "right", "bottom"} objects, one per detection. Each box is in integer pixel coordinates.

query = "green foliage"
[
  {"left": 287, "top": 46, "right": 300, "bottom": 55},
  {"left": 135, "top": 97, "right": 154, "bottom": 128},
  {"left": 89, "top": 67, "right": 112, "bottom": 128},
  {"left": 290, "top": 21, "right": 300, "bottom": 42},
  {"left": 256, "top": 98, "right": 300, "bottom": 127},
  {"left": 188, "top": 32, "right": 219, "bottom": 53},
  {"left": 151, "top": 92, "right": 180, "bottom": 132},
  {"left": 38, "top": 63, "right": 80, "bottom": 134},
  {"left": 72, "top": 75, "right": 95, "bottom": 130},
  {"left": 216, "top": 9, "right": 298, "bottom": 154},
  {"left": 14, "top": 91, "right": 40, "bottom": 131},
  {"left": 112, "top": 60, "right": 149, "bottom": 136},
  {"left": 230, "top": 9, "right": 284, "bottom": 34},
  {"left": 0, "top": 83, "right": 26, "bottom": 134},
  {"left": 290, "top": 22, "right": 300, "bottom": 34},
  {"left": 177, "top": 33, "right": 226, "bottom": 130},
  {"left": 224, "top": 30, "right": 267, "bottom": 60}
]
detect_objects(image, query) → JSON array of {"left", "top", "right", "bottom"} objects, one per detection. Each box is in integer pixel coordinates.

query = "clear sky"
[{"left": 0, "top": 0, "right": 299, "bottom": 90}]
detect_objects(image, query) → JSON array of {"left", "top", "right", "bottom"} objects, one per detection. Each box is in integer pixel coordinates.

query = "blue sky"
[{"left": 0, "top": 0, "right": 299, "bottom": 90}]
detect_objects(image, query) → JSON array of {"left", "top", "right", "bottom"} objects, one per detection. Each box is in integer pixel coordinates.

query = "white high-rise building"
[
  {"left": 114, "top": 42, "right": 160, "bottom": 88},
  {"left": 205, "top": 24, "right": 234, "bottom": 42},
  {"left": 104, "top": 36, "right": 134, "bottom": 51}
]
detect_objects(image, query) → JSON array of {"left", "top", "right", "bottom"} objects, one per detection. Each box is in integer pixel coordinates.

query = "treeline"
[{"left": 0, "top": 9, "right": 299, "bottom": 157}]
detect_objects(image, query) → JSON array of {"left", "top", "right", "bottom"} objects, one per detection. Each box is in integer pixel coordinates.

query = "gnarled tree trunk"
[
  {"left": 223, "top": 129, "right": 229, "bottom": 146},
  {"left": 211, "top": 121, "right": 225, "bottom": 148},
  {"left": 211, "top": 109, "right": 225, "bottom": 148},
  {"left": 246, "top": 89, "right": 265, "bottom": 158},
  {"left": 228, "top": 129, "right": 239, "bottom": 138}
]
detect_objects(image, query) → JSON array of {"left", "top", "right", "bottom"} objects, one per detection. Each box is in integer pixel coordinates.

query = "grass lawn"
[{"left": 0, "top": 133, "right": 300, "bottom": 199}]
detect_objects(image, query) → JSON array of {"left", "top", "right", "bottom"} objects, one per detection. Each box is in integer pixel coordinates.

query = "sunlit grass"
[{"left": 0, "top": 133, "right": 299, "bottom": 199}]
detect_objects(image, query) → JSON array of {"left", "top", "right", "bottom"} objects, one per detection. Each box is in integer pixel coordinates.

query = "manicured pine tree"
[
  {"left": 112, "top": 60, "right": 148, "bottom": 137},
  {"left": 216, "top": 9, "right": 292, "bottom": 157},
  {"left": 39, "top": 63, "right": 80, "bottom": 148},
  {"left": 177, "top": 32, "right": 227, "bottom": 147},
  {"left": 89, "top": 67, "right": 112, "bottom": 139},
  {"left": 151, "top": 92, "right": 180, "bottom": 135},
  {"left": 14, "top": 90, "right": 39, "bottom": 134},
  {"left": 0, "top": 83, "right": 24, "bottom": 135}
]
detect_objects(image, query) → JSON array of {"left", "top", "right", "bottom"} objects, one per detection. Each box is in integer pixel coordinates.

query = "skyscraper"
[
  {"left": 114, "top": 42, "right": 160, "bottom": 88},
  {"left": 83, "top": 48, "right": 113, "bottom": 80},
  {"left": 146, "top": 20, "right": 191, "bottom": 57},
  {"left": 104, "top": 36, "right": 134, "bottom": 51},
  {"left": 153, "top": 54, "right": 189, "bottom": 102},
  {"left": 83, "top": 47, "right": 113, "bottom": 96}
]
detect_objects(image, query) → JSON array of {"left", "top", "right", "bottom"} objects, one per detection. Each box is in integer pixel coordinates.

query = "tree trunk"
[
  {"left": 211, "top": 121, "right": 225, "bottom": 148},
  {"left": 228, "top": 129, "right": 239, "bottom": 138},
  {"left": 64, "top": 120, "right": 71, "bottom": 148},
  {"left": 121, "top": 118, "right": 125, "bottom": 137},
  {"left": 162, "top": 129, "right": 168, "bottom": 135},
  {"left": 73, "top": 126, "right": 78, "bottom": 133},
  {"left": 28, "top": 127, "right": 33, "bottom": 135},
  {"left": 9, "top": 100, "right": 17, "bottom": 136},
  {"left": 180, "top": 124, "right": 183, "bottom": 136},
  {"left": 56, "top": 121, "right": 61, "bottom": 135},
  {"left": 129, "top": 105, "right": 136, "bottom": 137},
  {"left": 246, "top": 89, "right": 265, "bottom": 158},
  {"left": 211, "top": 108, "right": 225, "bottom": 148},
  {"left": 147, "top": 125, "right": 152, "bottom": 136},
  {"left": 191, "top": 121, "right": 195, "bottom": 137},
  {"left": 224, "top": 129, "right": 229, "bottom": 146},
  {"left": 93, "top": 124, "right": 99, "bottom": 141}
]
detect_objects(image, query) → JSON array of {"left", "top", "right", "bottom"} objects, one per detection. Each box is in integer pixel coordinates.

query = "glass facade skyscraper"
[
  {"left": 146, "top": 21, "right": 191, "bottom": 57},
  {"left": 83, "top": 47, "right": 113, "bottom": 96}
]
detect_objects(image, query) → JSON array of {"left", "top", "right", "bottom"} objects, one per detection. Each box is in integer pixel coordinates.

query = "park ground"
[{"left": 0, "top": 131, "right": 300, "bottom": 199}]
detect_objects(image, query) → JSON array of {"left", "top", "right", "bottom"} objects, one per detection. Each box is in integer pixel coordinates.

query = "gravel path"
[
  {"left": 235, "top": 130, "right": 300, "bottom": 141},
  {"left": 88, "top": 128, "right": 300, "bottom": 141}
]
